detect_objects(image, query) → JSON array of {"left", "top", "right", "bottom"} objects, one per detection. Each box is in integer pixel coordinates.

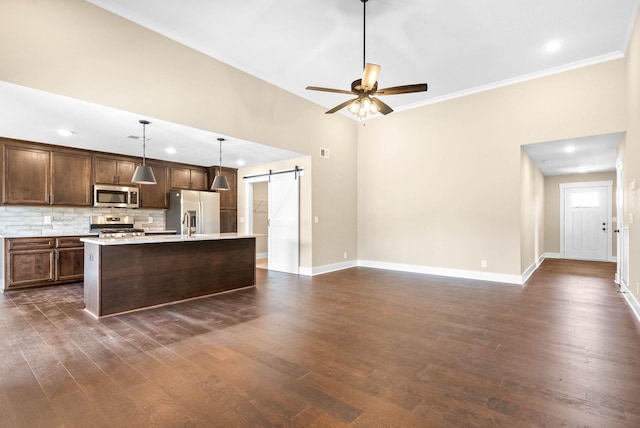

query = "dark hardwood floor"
[{"left": 1, "top": 259, "right": 639, "bottom": 427}]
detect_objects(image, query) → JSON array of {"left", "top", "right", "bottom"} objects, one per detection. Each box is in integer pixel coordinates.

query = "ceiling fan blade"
[
  {"left": 361, "top": 63, "right": 381, "bottom": 91},
  {"left": 325, "top": 98, "right": 357, "bottom": 114},
  {"left": 376, "top": 83, "right": 428, "bottom": 96},
  {"left": 306, "top": 86, "right": 354, "bottom": 95},
  {"left": 371, "top": 97, "right": 394, "bottom": 115}
]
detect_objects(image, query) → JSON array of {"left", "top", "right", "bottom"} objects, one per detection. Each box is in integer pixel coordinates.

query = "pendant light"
[
  {"left": 131, "top": 119, "right": 157, "bottom": 185},
  {"left": 211, "top": 137, "right": 230, "bottom": 191}
]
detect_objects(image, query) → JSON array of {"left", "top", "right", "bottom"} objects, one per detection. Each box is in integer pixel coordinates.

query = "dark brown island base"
[{"left": 81, "top": 234, "right": 258, "bottom": 318}]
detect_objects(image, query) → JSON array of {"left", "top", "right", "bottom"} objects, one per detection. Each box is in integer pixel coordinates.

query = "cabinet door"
[
  {"left": 51, "top": 151, "right": 91, "bottom": 206},
  {"left": 8, "top": 249, "right": 55, "bottom": 288},
  {"left": 170, "top": 167, "right": 192, "bottom": 189},
  {"left": 94, "top": 157, "right": 118, "bottom": 184},
  {"left": 94, "top": 156, "right": 137, "bottom": 185},
  {"left": 116, "top": 160, "right": 136, "bottom": 186},
  {"left": 220, "top": 209, "right": 237, "bottom": 233},
  {"left": 189, "top": 169, "right": 208, "bottom": 191},
  {"left": 3, "top": 145, "right": 50, "bottom": 204},
  {"left": 56, "top": 247, "right": 84, "bottom": 282},
  {"left": 219, "top": 168, "right": 237, "bottom": 209},
  {"left": 140, "top": 164, "right": 168, "bottom": 209}
]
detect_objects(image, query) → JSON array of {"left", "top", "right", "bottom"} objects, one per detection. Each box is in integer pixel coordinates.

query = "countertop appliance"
[
  {"left": 166, "top": 190, "right": 220, "bottom": 236},
  {"left": 89, "top": 215, "right": 145, "bottom": 238},
  {"left": 93, "top": 184, "right": 139, "bottom": 209}
]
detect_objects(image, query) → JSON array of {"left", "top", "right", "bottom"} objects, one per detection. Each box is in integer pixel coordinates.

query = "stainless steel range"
[{"left": 90, "top": 215, "right": 145, "bottom": 238}]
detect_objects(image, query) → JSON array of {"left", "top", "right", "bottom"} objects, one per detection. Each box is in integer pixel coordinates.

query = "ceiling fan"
[{"left": 306, "top": 0, "right": 428, "bottom": 118}]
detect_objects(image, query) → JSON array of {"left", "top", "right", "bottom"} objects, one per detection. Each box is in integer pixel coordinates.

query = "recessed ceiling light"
[
  {"left": 236, "top": 160, "right": 245, "bottom": 167},
  {"left": 564, "top": 146, "right": 576, "bottom": 153},
  {"left": 57, "top": 129, "right": 76, "bottom": 137},
  {"left": 545, "top": 40, "right": 563, "bottom": 53},
  {"left": 166, "top": 148, "right": 176, "bottom": 154}
]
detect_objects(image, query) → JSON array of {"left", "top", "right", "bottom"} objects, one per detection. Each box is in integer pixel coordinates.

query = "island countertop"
[{"left": 81, "top": 233, "right": 264, "bottom": 246}]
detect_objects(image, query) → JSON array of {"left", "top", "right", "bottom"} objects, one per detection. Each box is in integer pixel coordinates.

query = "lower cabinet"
[{"left": 4, "top": 236, "right": 85, "bottom": 291}]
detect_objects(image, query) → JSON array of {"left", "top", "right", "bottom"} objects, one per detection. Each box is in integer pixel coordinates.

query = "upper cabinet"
[
  {"left": 3, "top": 144, "right": 50, "bottom": 204},
  {"left": 2, "top": 142, "right": 91, "bottom": 206},
  {"left": 51, "top": 150, "right": 91, "bottom": 206},
  {"left": 140, "top": 163, "right": 169, "bottom": 209},
  {"left": 170, "top": 166, "right": 208, "bottom": 191},
  {"left": 211, "top": 167, "right": 238, "bottom": 210},
  {"left": 1, "top": 138, "right": 234, "bottom": 209},
  {"left": 93, "top": 155, "right": 137, "bottom": 186}
]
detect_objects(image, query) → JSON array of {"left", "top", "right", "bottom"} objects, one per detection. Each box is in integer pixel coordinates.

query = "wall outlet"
[
  {"left": 148, "top": 217, "right": 153, "bottom": 223},
  {"left": 343, "top": 252, "right": 348, "bottom": 259},
  {"left": 43, "top": 215, "right": 52, "bottom": 224},
  {"left": 481, "top": 260, "right": 487, "bottom": 268},
  {"left": 239, "top": 217, "right": 245, "bottom": 223}
]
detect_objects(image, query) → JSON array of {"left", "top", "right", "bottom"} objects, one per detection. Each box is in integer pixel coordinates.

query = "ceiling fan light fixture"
[
  {"left": 348, "top": 99, "right": 361, "bottom": 114},
  {"left": 131, "top": 119, "right": 157, "bottom": 185},
  {"left": 305, "top": 0, "right": 427, "bottom": 117}
]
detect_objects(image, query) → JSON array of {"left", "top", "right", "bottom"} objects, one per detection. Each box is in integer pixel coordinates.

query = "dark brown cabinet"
[
  {"left": 5, "top": 238, "right": 56, "bottom": 289},
  {"left": 171, "top": 166, "right": 208, "bottom": 190},
  {"left": 2, "top": 143, "right": 91, "bottom": 206},
  {"left": 51, "top": 150, "right": 91, "bottom": 206},
  {"left": 3, "top": 144, "right": 50, "bottom": 204},
  {"left": 93, "top": 155, "right": 137, "bottom": 186},
  {"left": 211, "top": 167, "right": 238, "bottom": 233},
  {"left": 4, "top": 236, "right": 86, "bottom": 291},
  {"left": 55, "top": 237, "right": 84, "bottom": 282},
  {"left": 140, "top": 163, "right": 169, "bottom": 209}
]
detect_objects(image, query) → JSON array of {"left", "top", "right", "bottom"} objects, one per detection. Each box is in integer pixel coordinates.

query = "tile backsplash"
[{"left": 0, "top": 206, "right": 166, "bottom": 237}]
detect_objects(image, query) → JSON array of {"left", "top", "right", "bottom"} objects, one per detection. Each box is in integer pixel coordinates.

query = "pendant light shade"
[
  {"left": 131, "top": 120, "right": 157, "bottom": 185},
  {"left": 211, "top": 137, "right": 230, "bottom": 191}
]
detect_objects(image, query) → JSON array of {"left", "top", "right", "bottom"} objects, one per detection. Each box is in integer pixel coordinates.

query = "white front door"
[
  {"left": 562, "top": 182, "right": 612, "bottom": 261},
  {"left": 268, "top": 171, "right": 299, "bottom": 274}
]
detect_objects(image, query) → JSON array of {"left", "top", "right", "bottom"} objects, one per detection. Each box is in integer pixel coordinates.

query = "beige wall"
[
  {"left": 358, "top": 59, "right": 626, "bottom": 276},
  {"left": 520, "top": 150, "right": 545, "bottom": 272},
  {"left": 544, "top": 172, "right": 617, "bottom": 256},
  {"left": 624, "top": 11, "right": 640, "bottom": 299},
  {"left": 0, "top": 0, "right": 358, "bottom": 270}
]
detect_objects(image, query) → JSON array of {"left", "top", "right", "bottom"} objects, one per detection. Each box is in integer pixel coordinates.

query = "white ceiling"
[
  {"left": 522, "top": 133, "right": 623, "bottom": 176},
  {"left": 1, "top": 0, "right": 638, "bottom": 171}
]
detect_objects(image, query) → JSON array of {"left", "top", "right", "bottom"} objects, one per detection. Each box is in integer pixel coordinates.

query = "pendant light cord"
[
  {"left": 362, "top": 0, "right": 367, "bottom": 70},
  {"left": 142, "top": 122, "right": 146, "bottom": 166},
  {"left": 217, "top": 138, "right": 224, "bottom": 175}
]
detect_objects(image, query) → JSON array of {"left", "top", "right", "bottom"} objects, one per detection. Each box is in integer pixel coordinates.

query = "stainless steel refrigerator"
[{"left": 166, "top": 190, "right": 220, "bottom": 235}]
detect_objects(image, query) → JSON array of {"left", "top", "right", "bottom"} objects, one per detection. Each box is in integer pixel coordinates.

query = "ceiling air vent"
[{"left": 320, "top": 148, "right": 330, "bottom": 159}]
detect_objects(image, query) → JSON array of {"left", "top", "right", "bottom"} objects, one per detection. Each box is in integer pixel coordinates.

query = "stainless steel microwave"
[{"left": 93, "top": 184, "right": 139, "bottom": 208}]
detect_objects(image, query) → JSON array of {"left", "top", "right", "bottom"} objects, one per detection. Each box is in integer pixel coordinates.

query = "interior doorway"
[{"left": 560, "top": 181, "right": 613, "bottom": 261}]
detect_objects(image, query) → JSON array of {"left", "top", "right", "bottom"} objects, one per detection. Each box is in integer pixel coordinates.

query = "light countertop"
[{"left": 81, "top": 233, "right": 263, "bottom": 246}]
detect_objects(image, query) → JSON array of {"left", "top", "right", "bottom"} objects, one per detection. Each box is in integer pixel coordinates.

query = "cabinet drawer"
[
  {"left": 8, "top": 238, "right": 55, "bottom": 250},
  {"left": 56, "top": 236, "right": 84, "bottom": 248}
]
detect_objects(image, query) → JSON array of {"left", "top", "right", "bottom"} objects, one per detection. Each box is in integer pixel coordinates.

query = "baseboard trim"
[
  {"left": 620, "top": 283, "right": 640, "bottom": 324},
  {"left": 357, "top": 260, "right": 523, "bottom": 285},
  {"left": 256, "top": 252, "right": 268, "bottom": 260},
  {"left": 544, "top": 252, "right": 562, "bottom": 259},
  {"left": 299, "top": 260, "right": 358, "bottom": 276},
  {"left": 522, "top": 254, "right": 546, "bottom": 285}
]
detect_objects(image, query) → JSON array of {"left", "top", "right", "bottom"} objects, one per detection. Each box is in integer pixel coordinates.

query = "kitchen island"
[{"left": 81, "top": 234, "right": 258, "bottom": 318}]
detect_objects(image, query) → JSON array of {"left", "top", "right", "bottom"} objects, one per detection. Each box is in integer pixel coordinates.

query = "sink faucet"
[{"left": 182, "top": 212, "right": 193, "bottom": 237}]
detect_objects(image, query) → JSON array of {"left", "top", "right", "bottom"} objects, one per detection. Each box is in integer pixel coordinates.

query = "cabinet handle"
[{"left": 51, "top": 194, "right": 55, "bottom": 204}]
